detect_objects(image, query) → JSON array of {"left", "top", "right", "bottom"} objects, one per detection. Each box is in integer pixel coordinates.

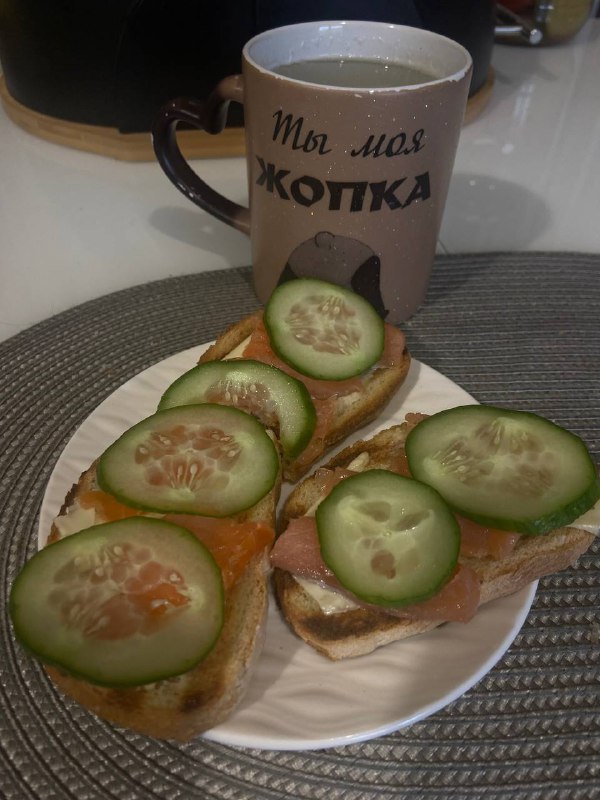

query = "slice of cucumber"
[
  {"left": 158, "top": 360, "right": 316, "bottom": 459},
  {"left": 264, "top": 278, "right": 385, "bottom": 380},
  {"left": 97, "top": 404, "right": 279, "bottom": 517},
  {"left": 9, "top": 518, "right": 224, "bottom": 687},
  {"left": 315, "top": 470, "right": 460, "bottom": 607},
  {"left": 405, "top": 405, "right": 600, "bottom": 535}
]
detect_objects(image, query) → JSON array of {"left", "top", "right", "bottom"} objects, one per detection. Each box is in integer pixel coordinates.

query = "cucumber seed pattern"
[
  {"left": 49, "top": 541, "right": 189, "bottom": 640},
  {"left": 135, "top": 425, "right": 242, "bottom": 493},
  {"left": 288, "top": 294, "right": 362, "bottom": 355},
  {"left": 436, "top": 419, "right": 555, "bottom": 497},
  {"left": 205, "top": 381, "right": 279, "bottom": 430},
  {"left": 354, "top": 503, "right": 430, "bottom": 579}
]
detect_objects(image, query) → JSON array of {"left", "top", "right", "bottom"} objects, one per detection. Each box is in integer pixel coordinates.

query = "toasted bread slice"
[
  {"left": 273, "top": 421, "right": 595, "bottom": 660},
  {"left": 199, "top": 311, "right": 411, "bottom": 482},
  {"left": 44, "top": 458, "right": 281, "bottom": 740}
]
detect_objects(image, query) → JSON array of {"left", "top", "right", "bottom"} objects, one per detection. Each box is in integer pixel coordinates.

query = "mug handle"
[{"left": 151, "top": 75, "right": 250, "bottom": 235}]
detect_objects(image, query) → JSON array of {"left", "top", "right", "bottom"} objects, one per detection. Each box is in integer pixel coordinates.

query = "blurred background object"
[
  {"left": 498, "top": 0, "right": 595, "bottom": 43},
  {"left": 0, "top": 0, "right": 495, "bottom": 158},
  {"left": 0, "top": 0, "right": 595, "bottom": 160}
]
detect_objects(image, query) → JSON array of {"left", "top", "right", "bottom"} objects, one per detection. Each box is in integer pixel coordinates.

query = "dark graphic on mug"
[{"left": 277, "top": 231, "right": 389, "bottom": 318}]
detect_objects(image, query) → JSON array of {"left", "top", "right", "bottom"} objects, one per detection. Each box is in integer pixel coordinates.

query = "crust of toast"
[
  {"left": 198, "top": 312, "right": 411, "bottom": 482},
  {"left": 47, "top": 551, "right": 268, "bottom": 741},
  {"left": 199, "top": 311, "right": 263, "bottom": 362},
  {"left": 273, "top": 422, "right": 595, "bottom": 660},
  {"left": 45, "top": 456, "right": 281, "bottom": 740}
]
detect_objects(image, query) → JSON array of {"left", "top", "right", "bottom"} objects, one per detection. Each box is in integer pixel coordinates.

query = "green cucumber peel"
[
  {"left": 158, "top": 359, "right": 316, "bottom": 459},
  {"left": 97, "top": 404, "right": 279, "bottom": 517},
  {"left": 264, "top": 278, "right": 385, "bottom": 381},
  {"left": 9, "top": 518, "right": 224, "bottom": 687},
  {"left": 405, "top": 404, "right": 600, "bottom": 535},
  {"left": 315, "top": 469, "right": 460, "bottom": 607}
]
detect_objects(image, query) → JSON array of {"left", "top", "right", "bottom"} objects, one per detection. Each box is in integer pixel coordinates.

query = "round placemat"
[{"left": 1, "top": 253, "right": 598, "bottom": 799}]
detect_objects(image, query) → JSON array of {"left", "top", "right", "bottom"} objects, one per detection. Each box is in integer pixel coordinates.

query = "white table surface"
[{"left": 1, "top": 20, "right": 599, "bottom": 344}]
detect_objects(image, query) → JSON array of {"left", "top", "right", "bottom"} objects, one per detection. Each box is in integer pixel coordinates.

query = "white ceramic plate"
[{"left": 39, "top": 345, "right": 537, "bottom": 751}]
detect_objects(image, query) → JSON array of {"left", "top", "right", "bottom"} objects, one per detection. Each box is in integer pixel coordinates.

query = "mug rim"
[{"left": 242, "top": 19, "right": 472, "bottom": 92}]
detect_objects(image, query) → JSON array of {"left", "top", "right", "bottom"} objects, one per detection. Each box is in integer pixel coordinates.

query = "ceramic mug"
[{"left": 152, "top": 20, "right": 472, "bottom": 323}]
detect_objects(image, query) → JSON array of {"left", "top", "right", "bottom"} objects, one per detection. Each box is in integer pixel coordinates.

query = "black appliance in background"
[{"left": 0, "top": 0, "right": 495, "bottom": 134}]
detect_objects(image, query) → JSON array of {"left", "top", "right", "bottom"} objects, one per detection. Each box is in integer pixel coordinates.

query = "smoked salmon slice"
[
  {"left": 77, "top": 491, "right": 274, "bottom": 591},
  {"left": 271, "top": 516, "right": 481, "bottom": 623},
  {"left": 165, "top": 514, "right": 275, "bottom": 590}
]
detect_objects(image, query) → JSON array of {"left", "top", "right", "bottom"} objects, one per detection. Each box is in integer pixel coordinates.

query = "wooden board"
[
  {"left": 464, "top": 68, "right": 495, "bottom": 126},
  {"left": 1, "top": 71, "right": 493, "bottom": 162}
]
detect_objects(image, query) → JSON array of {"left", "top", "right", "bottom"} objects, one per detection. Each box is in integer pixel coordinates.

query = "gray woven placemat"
[{"left": 1, "top": 252, "right": 598, "bottom": 800}]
